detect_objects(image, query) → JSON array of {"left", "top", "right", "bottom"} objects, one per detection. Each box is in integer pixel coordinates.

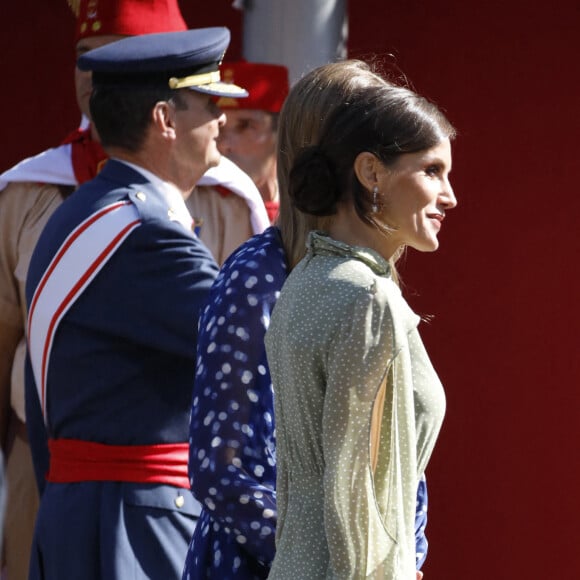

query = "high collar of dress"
[{"left": 306, "top": 231, "right": 392, "bottom": 277}]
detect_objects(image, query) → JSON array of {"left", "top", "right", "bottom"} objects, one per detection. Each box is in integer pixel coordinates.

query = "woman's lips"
[{"left": 427, "top": 213, "right": 445, "bottom": 228}]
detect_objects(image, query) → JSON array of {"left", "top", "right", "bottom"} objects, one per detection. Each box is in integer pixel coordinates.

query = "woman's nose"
[{"left": 441, "top": 179, "right": 457, "bottom": 209}]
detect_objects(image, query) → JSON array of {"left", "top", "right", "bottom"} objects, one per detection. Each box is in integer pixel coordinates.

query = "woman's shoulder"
[
  {"left": 291, "top": 247, "right": 395, "bottom": 301},
  {"left": 223, "top": 227, "right": 286, "bottom": 273},
  {"left": 284, "top": 250, "right": 419, "bottom": 339},
  {"left": 209, "top": 227, "right": 287, "bottom": 301}
]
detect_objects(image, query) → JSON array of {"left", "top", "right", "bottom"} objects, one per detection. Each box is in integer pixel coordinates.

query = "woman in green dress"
[{"left": 265, "top": 60, "right": 457, "bottom": 579}]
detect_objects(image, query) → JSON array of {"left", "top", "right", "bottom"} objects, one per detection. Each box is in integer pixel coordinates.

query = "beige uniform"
[
  {"left": 186, "top": 185, "right": 255, "bottom": 266},
  {"left": 0, "top": 181, "right": 65, "bottom": 580}
]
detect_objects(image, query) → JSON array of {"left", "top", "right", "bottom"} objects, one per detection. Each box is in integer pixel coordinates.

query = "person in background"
[
  {"left": 215, "top": 60, "right": 289, "bottom": 223},
  {"left": 264, "top": 60, "right": 457, "bottom": 579},
  {"left": 182, "top": 60, "right": 431, "bottom": 580},
  {"left": 187, "top": 157, "right": 269, "bottom": 265},
  {"left": 24, "top": 28, "right": 246, "bottom": 580},
  {"left": 0, "top": 2, "right": 190, "bottom": 577}
]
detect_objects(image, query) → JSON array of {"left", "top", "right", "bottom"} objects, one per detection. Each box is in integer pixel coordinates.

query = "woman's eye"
[{"left": 426, "top": 164, "right": 440, "bottom": 177}]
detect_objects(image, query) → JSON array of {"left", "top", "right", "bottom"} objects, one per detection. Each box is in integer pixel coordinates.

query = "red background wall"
[
  {"left": 349, "top": 1, "right": 579, "bottom": 578},
  {"left": 2, "top": 1, "right": 578, "bottom": 578}
]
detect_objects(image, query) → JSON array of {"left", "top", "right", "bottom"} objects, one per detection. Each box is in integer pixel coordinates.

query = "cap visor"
[{"left": 189, "top": 82, "right": 248, "bottom": 98}]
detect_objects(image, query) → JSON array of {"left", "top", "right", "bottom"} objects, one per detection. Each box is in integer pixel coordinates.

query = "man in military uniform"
[
  {"left": 0, "top": 2, "right": 190, "bottom": 577},
  {"left": 24, "top": 28, "right": 247, "bottom": 579},
  {"left": 0, "top": 2, "right": 269, "bottom": 573}
]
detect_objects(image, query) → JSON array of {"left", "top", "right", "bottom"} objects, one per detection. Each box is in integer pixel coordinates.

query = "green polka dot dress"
[{"left": 265, "top": 232, "right": 446, "bottom": 579}]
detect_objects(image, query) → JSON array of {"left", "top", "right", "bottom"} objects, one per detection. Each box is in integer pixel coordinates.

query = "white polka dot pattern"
[{"left": 182, "top": 228, "right": 286, "bottom": 579}]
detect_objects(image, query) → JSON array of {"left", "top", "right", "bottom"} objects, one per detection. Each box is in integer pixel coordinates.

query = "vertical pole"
[{"left": 240, "top": 0, "right": 348, "bottom": 83}]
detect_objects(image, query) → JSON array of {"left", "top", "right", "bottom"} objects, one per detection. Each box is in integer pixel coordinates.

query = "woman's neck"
[{"left": 327, "top": 202, "right": 401, "bottom": 261}]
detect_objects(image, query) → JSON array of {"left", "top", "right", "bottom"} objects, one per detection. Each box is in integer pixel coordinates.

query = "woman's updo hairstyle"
[
  {"left": 289, "top": 146, "right": 341, "bottom": 216},
  {"left": 286, "top": 61, "right": 455, "bottom": 224},
  {"left": 277, "top": 60, "right": 386, "bottom": 268}
]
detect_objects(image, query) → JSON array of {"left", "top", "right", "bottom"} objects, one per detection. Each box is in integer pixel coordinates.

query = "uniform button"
[
  {"left": 136, "top": 192, "right": 146, "bottom": 201},
  {"left": 175, "top": 494, "right": 185, "bottom": 508}
]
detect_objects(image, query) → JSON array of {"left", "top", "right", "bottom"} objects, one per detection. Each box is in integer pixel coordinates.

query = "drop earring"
[{"left": 372, "top": 186, "right": 379, "bottom": 213}]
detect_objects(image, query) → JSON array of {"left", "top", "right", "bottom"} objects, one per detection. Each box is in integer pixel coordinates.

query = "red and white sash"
[{"left": 27, "top": 200, "right": 141, "bottom": 424}]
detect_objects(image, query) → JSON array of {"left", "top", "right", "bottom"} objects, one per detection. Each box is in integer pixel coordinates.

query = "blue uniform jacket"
[{"left": 25, "top": 159, "right": 219, "bottom": 579}]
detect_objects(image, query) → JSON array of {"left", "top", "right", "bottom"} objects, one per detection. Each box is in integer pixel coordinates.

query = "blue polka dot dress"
[
  {"left": 182, "top": 227, "right": 431, "bottom": 579},
  {"left": 183, "top": 227, "right": 286, "bottom": 579}
]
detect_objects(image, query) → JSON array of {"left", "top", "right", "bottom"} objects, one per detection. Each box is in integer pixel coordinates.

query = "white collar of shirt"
[{"left": 116, "top": 159, "right": 194, "bottom": 231}]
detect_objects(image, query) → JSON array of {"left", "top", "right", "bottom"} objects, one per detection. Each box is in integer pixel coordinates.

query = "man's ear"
[
  {"left": 152, "top": 101, "right": 177, "bottom": 140},
  {"left": 353, "top": 151, "right": 384, "bottom": 192}
]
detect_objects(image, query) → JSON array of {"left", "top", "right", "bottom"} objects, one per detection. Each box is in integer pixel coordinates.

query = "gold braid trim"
[{"left": 168, "top": 71, "right": 221, "bottom": 90}]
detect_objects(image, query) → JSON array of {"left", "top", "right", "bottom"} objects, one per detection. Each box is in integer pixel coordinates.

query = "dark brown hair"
[
  {"left": 90, "top": 87, "right": 187, "bottom": 152},
  {"left": 285, "top": 61, "right": 455, "bottom": 228},
  {"left": 277, "top": 60, "right": 382, "bottom": 268}
]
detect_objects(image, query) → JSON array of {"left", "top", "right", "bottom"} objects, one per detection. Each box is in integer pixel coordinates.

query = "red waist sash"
[{"left": 47, "top": 439, "right": 190, "bottom": 489}]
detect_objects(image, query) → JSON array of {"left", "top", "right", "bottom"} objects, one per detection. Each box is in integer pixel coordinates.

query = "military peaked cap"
[{"left": 77, "top": 27, "right": 248, "bottom": 98}]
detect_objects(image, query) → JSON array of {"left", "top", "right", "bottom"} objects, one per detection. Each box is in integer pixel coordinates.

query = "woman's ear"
[
  {"left": 353, "top": 151, "right": 383, "bottom": 192},
  {"left": 152, "top": 101, "right": 177, "bottom": 140}
]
